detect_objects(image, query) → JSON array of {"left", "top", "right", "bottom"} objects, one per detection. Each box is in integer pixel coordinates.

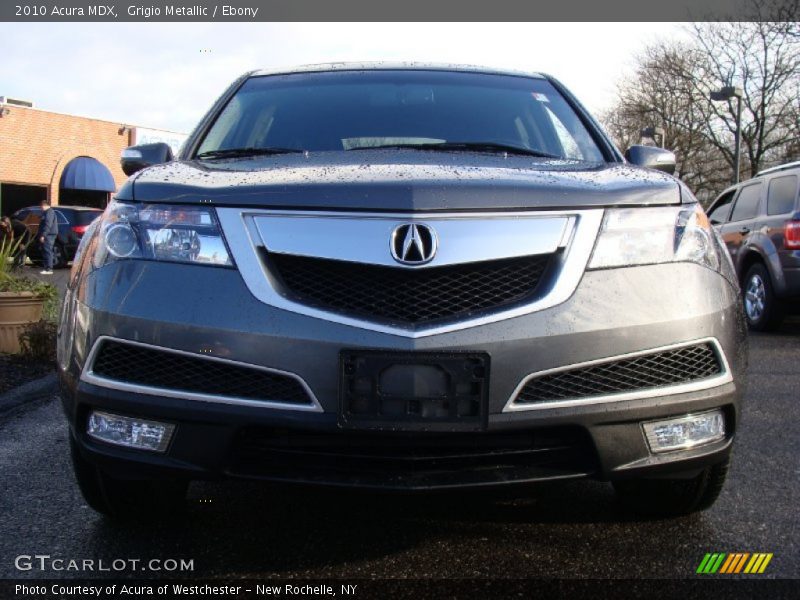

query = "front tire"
[
  {"left": 70, "top": 437, "right": 188, "bottom": 520},
  {"left": 613, "top": 457, "right": 730, "bottom": 517},
  {"left": 743, "top": 263, "right": 783, "bottom": 331}
]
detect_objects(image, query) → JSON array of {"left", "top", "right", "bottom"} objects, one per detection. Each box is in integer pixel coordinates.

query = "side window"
[
  {"left": 729, "top": 183, "right": 762, "bottom": 222},
  {"left": 766, "top": 175, "right": 798, "bottom": 216},
  {"left": 707, "top": 190, "right": 736, "bottom": 224},
  {"left": 196, "top": 96, "right": 244, "bottom": 154},
  {"left": 24, "top": 208, "right": 43, "bottom": 224},
  {"left": 54, "top": 210, "right": 69, "bottom": 225}
]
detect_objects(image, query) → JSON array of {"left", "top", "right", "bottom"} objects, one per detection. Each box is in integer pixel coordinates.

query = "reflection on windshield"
[{"left": 196, "top": 70, "right": 605, "bottom": 162}]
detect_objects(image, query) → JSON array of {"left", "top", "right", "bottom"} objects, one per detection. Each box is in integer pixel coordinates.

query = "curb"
[{"left": 0, "top": 372, "right": 58, "bottom": 416}]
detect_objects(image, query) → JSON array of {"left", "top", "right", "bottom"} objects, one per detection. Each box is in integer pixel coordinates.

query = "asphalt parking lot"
[
  {"left": 15, "top": 264, "right": 70, "bottom": 290},
  {"left": 0, "top": 315, "right": 797, "bottom": 583}
]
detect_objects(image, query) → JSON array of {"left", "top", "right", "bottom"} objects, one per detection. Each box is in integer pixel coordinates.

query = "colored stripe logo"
[{"left": 697, "top": 553, "right": 773, "bottom": 574}]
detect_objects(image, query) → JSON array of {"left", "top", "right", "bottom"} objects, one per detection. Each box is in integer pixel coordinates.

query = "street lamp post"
[
  {"left": 640, "top": 126, "right": 666, "bottom": 148},
  {"left": 710, "top": 86, "right": 744, "bottom": 184}
]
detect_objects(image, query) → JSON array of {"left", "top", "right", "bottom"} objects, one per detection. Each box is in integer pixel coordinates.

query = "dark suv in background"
[
  {"left": 707, "top": 161, "right": 800, "bottom": 330},
  {"left": 12, "top": 205, "right": 103, "bottom": 268}
]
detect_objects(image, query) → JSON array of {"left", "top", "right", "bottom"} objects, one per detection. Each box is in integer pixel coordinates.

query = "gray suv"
[
  {"left": 58, "top": 64, "right": 746, "bottom": 520},
  {"left": 707, "top": 161, "right": 800, "bottom": 330}
]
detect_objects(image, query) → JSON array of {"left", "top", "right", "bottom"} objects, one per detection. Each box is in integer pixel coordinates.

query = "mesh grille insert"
[
  {"left": 91, "top": 340, "right": 313, "bottom": 405},
  {"left": 514, "top": 343, "right": 723, "bottom": 404},
  {"left": 267, "top": 252, "right": 553, "bottom": 324}
]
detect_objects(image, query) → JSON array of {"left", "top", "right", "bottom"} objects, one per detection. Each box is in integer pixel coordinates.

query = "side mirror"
[
  {"left": 624, "top": 145, "right": 676, "bottom": 175},
  {"left": 121, "top": 142, "right": 174, "bottom": 176}
]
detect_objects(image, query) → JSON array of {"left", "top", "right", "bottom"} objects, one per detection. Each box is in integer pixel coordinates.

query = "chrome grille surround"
[{"left": 216, "top": 208, "right": 604, "bottom": 338}]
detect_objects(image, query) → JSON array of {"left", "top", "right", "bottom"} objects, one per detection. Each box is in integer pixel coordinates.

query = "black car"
[
  {"left": 12, "top": 205, "right": 103, "bottom": 268},
  {"left": 707, "top": 160, "right": 800, "bottom": 330}
]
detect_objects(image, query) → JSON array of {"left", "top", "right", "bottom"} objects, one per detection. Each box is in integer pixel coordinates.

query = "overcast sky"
[{"left": 0, "top": 23, "right": 687, "bottom": 133}]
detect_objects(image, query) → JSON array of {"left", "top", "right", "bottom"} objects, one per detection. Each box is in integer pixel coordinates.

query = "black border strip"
[{"left": 1, "top": 0, "right": 794, "bottom": 22}]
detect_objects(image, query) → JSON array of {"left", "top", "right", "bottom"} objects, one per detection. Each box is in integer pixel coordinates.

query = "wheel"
[
  {"left": 53, "top": 243, "right": 68, "bottom": 269},
  {"left": 613, "top": 457, "right": 730, "bottom": 517},
  {"left": 70, "top": 437, "right": 188, "bottom": 520},
  {"left": 743, "top": 263, "right": 784, "bottom": 331}
]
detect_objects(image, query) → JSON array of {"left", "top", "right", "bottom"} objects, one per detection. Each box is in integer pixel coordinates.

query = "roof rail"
[{"left": 755, "top": 160, "right": 800, "bottom": 178}]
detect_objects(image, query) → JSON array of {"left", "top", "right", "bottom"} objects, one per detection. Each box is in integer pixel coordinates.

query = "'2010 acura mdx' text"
[{"left": 58, "top": 64, "right": 747, "bottom": 519}]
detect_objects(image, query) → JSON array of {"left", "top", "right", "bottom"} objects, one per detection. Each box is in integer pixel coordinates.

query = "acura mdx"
[{"left": 58, "top": 64, "right": 747, "bottom": 519}]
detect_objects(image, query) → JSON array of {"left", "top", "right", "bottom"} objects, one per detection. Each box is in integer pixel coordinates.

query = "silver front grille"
[{"left": 216, "top": 208, "right": 604, "bottom": 338}]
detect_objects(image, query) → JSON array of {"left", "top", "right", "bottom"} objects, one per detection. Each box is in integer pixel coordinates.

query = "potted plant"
[{"left": 0, "top": 239, "right": 58, "bottom": 354}]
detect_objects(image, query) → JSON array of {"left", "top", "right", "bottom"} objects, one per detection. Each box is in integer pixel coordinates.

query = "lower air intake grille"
[
  {"left": 267, "top": 252, "right": 553, "bottom": 324},
  {"left": 229, "top": 426, "right": 598, "bottom": 488},
  {"left": 514, "top": 343, "right": 723, "bottom": 405},
  {"left": 91, "top": 340, "right": 313, "bottom": 405}
]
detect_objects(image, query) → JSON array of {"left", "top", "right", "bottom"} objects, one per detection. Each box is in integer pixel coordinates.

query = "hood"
[{"left": 118, "top": 150, "right": 681, "bottom": 211}]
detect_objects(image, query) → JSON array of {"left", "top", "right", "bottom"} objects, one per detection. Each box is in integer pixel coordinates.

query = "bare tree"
[
  {"left": 600, "top": 41, "right": 731, "bottom": 202},
  {"left": 602, "top": 2, "right": 799, "bottom": 203},
  {"left": 689, "top": 18, "right": 800, "bottom": 178}
]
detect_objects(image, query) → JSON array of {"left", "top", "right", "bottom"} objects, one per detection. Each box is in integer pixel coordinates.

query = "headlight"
[
  {"left": 588, "top": 204, "right": 720, "bottom": 271},
  {"left": 93, "top": 201, "right": 232, "bottom": 268}
]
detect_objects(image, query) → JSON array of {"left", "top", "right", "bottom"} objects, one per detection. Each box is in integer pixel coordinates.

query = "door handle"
[{"left": 739, "top": 226, "right": 751, "bottom": 234}]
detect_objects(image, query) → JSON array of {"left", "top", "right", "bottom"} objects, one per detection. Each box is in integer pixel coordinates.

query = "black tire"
[
  {"left": 742, "top": 263, "right": 784, "bottom": 331},
  {"left": 53, "top": 243, "right": 68, "bottom": 269},
  {"left": 613, "top": 457, "right": 730, "bottom": 517},
  {"left": 70, "top": 437, "right": 188, "bottom": 520}
]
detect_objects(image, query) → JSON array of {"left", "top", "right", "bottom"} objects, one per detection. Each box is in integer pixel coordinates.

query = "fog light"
[
  {"left": 87, "top": 411, "right": 175, "bottom": 452},
  {"left": 643, "top": 410, "right": 725, "bottom": 453}
]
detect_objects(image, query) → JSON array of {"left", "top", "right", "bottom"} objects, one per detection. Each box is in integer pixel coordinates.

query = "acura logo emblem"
[{"left": 391, "top": 223, "right": 438, "bottom": 265}]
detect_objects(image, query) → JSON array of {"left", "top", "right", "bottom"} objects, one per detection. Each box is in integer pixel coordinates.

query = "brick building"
[{"left": 0, "top": 97, "right": 186, "bottom": 216}]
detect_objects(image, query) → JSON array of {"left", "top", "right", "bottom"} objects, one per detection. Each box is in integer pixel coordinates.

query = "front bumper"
[{"left": 61, "top": 259, "right": 746, "bottom": 490}]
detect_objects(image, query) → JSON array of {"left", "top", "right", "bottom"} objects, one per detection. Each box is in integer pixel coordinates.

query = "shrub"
[
  {"left": 1, "top": 238, "right": 59, "bottom": 322},
  {"left": 18, "top": 319, "right": 58, "bottom": 363}
]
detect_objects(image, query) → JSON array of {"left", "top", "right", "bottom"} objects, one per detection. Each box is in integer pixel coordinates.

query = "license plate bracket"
[{"left": 339, "top": 350, "right": 490, "bottom": 431}]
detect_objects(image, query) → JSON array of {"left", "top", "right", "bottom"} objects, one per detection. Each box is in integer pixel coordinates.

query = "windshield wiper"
[
  {"left": 196, "top": 147, "right": 304, "bottom": 160},
  {"left": 348, "top": 141, "right": 560, "bottom": 159}
]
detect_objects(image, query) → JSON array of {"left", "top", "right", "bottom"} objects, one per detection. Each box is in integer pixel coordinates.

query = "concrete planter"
[{"left": 0, "top": 292, "right": 44, "bottom": 354}]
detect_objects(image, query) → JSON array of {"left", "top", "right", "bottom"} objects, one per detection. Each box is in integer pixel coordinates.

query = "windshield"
[{"left": 195, "top": 70, "right": 606, "bottom": 162}]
